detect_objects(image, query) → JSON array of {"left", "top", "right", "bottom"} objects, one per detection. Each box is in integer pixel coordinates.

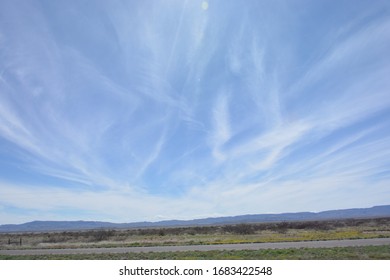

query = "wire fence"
[{"left": 1, "top": 238, "right": 22, "bottom": 246}]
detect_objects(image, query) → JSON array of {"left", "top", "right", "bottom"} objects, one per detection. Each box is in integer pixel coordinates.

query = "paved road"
[{"left": 1, "top": 238, "right": 390, "bottom": 256}]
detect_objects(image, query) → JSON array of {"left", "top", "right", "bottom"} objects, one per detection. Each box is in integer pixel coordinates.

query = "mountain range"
[{"left": 1, "top": 205, "right": 389, "bottom": 233}]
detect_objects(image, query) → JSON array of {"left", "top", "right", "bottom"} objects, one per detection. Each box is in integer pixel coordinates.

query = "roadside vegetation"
[
  {"left": 1, "top": 245, "right": 389, "bottom": 260},
  {"left": 1, "top": 217, "right": 390, "bottom": 251}
]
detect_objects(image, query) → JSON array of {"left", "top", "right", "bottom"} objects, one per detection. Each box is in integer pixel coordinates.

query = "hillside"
[{"left": 1, "top": 205, "right": 389, "bottom": 233}]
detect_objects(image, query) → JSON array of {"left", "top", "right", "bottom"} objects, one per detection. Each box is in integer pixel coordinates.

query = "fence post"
[{"left": 20, "top": 237, "right": 22, "bottom": 246}]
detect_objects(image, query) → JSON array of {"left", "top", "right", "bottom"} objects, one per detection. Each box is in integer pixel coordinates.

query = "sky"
[{"left": 0, "top": 0, "right": 390, "bottom": 225}]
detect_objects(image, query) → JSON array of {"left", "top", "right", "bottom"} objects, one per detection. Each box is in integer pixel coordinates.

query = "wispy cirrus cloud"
[
  {"left": 0, "top": 0, "right": 389, "bottom": 224},
  {"left": 210, "top": 93, "right": 231, "bottom": 161}
]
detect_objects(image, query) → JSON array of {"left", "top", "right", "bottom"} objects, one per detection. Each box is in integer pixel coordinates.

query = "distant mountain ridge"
[{"left": 1, "top": 205, "right": 389, "bottom": 233}]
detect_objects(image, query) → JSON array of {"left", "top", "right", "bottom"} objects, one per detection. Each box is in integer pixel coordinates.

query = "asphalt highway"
[{"left": 1, "top": 238, "right": 390, "bottom": 256}]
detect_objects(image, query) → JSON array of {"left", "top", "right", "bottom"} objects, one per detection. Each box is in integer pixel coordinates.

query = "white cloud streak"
[
  {"left": 210, "top": 93, "right": 231, "bottom": 161},
  {"left": 0, "top": 1, "right": 389, "bottom": 223}
]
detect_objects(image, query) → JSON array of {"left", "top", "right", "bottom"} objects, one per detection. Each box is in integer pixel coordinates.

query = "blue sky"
[{"left": 0, "top": 0, "right": 390, "bottom": 224}]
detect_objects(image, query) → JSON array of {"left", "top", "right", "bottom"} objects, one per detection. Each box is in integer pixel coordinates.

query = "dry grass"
[
  {"left": 1, "top": 217, "right": 390, "bottom": 250},
  {"left": 1, "top": 245, "right": 389, "bottom": 260}
]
